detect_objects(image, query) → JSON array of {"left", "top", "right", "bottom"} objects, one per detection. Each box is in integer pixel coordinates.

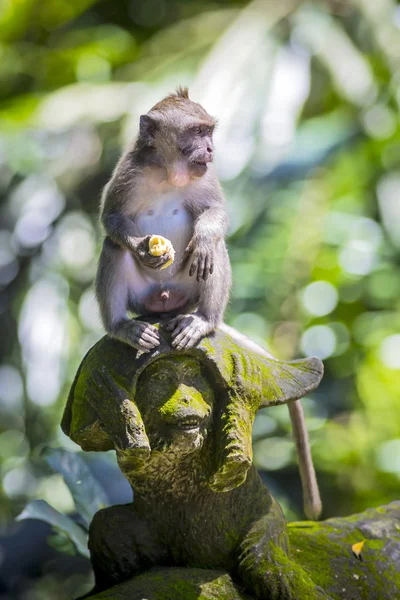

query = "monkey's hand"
[
  {"left": 123, "top": 320, "right": 161, "bottom": 352},
  {"left": 166, "top": 314, "right": 210, "bottom": 350},
  {"left": 185, "top": 235, "right": 214, "bottom": 281},
  {"left": 134, "top": 235, "right": 173, "bottom": 269}
]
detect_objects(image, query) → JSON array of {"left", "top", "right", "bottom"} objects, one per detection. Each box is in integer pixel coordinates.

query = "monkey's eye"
[{"left": 192, "top": 126, "right": 202, "bottom": 135}]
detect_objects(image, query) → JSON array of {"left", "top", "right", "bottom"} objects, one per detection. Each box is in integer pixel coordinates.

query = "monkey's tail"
[
  {"left": 288, "top": 399, "right": 322, "bottom": 520},
  {"left": 219, "top": 323, "right": 322, "bottom": 521}
]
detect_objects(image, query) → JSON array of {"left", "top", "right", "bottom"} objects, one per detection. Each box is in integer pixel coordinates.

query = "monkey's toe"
[
  {"left": 172, "top": 323, "right": 203, "bottom": 350},
  {"left": 129, "top": 322, "right": 160, "bottom": 351}
]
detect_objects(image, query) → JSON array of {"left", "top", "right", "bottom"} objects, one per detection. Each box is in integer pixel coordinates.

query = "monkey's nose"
[{"left": 207, "top": 146, "right": 212, "bottom": 153}]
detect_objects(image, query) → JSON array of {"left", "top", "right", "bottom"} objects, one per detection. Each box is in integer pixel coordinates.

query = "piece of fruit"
[{"left": 148, "top": 235, "right": 175, "bottom": 269}]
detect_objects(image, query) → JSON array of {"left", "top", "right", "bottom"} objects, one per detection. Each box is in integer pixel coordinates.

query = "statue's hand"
[
  {"left": 91, "top": 367, "right": 150, "bottom": 457},
  {"left": 208, "top": 354, "right": 261, "bottom": 493},
  {"left": 208, "top": 456, "right": 251, "bottom": 493}
]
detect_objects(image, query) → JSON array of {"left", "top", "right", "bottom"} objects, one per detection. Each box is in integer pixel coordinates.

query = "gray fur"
[{"left": 95, "top": 91, "right": 231, "bottom": 352}]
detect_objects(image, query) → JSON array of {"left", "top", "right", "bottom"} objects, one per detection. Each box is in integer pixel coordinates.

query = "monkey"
[
  {"left": 94, "top": 87, "right": 321, "bottom": 521},
  {"left": 95, "top": 86, "right": 231, "bottom": 352}
]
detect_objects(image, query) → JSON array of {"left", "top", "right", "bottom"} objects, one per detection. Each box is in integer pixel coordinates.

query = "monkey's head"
[{"left": 138, "top": 87, "right": 216, "bottom": 187}]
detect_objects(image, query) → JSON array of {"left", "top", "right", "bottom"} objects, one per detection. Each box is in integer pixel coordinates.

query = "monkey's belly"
[{"left": 143, "top": 285, "right": 192, "bottom": 314}]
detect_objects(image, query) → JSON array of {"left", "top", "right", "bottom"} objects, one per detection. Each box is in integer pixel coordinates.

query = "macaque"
[{"left": 96, "top": 86, "right": 231, "bottom": 352}]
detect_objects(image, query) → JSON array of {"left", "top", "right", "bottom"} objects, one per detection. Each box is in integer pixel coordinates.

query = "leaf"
[
  {"left": 16, "top": 500, "right": 89, "bottom": 558},
  {"left": 43, "top": 447, "right": 110, "bottom": 528},
  {"left": 352, "top": 540, "right": 365, "bottom": 560}
]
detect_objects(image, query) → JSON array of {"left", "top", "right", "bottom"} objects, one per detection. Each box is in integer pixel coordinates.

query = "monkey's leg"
[
  {"left": 166, "top": 241, "right": 231, "bottom": 350},
  {"left": 237, "top": 500, "right": 331, "bottom": 600},
  {"left": 96, "top": 238, "right": 160, "bottom": 352},
  {"left": 88, "top": 504, "right": 166, "bottom": 593}
]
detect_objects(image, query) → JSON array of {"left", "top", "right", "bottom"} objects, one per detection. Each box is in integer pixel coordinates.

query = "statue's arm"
[
  {"left": 89, "top": 367, "right": 150, "bottom": 457},
  {"left": 208, "top": 353, "right": 261, "bottom": 493}
]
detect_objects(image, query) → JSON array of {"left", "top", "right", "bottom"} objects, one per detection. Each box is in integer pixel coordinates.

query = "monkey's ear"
[{"left": 139, "top": 115, "right": 157, "bottom": 141}]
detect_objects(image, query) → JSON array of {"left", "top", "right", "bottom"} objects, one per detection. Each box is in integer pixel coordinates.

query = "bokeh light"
[{"left": 2, "top": 0, "right": 400, "bottom": 597}]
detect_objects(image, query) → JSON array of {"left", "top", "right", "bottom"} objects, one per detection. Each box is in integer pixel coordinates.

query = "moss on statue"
[
  {"left": 63, "top": 321, "right": 398, "bottom": 600},
  {"left": 86, "top": 502, "right": 400, "bottom": 600},
  {"left": 85, "top": 567, "right": 252, "bottom": 600}
]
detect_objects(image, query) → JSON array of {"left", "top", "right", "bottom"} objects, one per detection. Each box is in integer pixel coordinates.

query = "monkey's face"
[
  {"left": 136, "top": 356, "right": 214, "bottom": 454},
  {"left": 139, "top": 99, "right": 216, "bottom": 187}
]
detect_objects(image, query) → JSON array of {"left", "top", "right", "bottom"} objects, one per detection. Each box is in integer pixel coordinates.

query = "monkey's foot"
[
  {"left": 112, "top": 321, "right": 160, "bottom": 352},
  {"left": 166, "top": 314, "right": 211, "bottom": 350}
]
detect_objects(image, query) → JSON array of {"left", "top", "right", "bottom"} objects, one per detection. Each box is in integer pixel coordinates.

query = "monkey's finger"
[
  {"left": 184, "top": 239, "right": 195, "bottom": 257},
  {"left": 135, "top": 338, "right": 156, "bottom": 350},
  {"left": 173, "top": 330, "right": 192, "bottom": 349},
  {"left": 196, "top": 254, "right": 206, "bottom": 282},
  {"left": 147, "top": 255, "right": 170, "bottom": 268},
  {"left": 141, "top": 332, "right": 160, "bottom": 346},
  {"left": 143, "top": 323, "right": 160, "bottom": 334},
  {"left": 140, "top": 234, "right": 152, "bottom": 246},
  {"left": 140, "top": 331, "right": 160, "bottom": 346},
  {"left": 172, "top": 326, "right": 190, "bottom": 347},
  {"left": 172, "top": 318, "right": 190, "bottom": 337},
  {"left": 189, "top": 256, "right": 198, "bottom": 277},
  {"left": 175, "top": 329, "right": 198, "bottom": 350},
  {"left": 142, "top": 329, "right": 160, "bottom": 343},
  {"left": 209, "top": 256, "right": 214, "bottom": 275},
  {"left": 202, "top": 255, "right": 210, "bottom": 281}
]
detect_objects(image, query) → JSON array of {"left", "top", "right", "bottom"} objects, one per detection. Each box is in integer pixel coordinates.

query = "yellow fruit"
[{"left": 148, "top": 235, "right": 175, "bottom": 270}]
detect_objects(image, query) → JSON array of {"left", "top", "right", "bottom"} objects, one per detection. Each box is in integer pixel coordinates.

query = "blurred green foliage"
[{"left": 2, "top": 0, "right": 400, "bottom": 596}]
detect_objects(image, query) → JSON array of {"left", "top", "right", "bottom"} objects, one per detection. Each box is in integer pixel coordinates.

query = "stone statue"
[{"left": 62, "top": 320, "right": 330, "bottom": 599}]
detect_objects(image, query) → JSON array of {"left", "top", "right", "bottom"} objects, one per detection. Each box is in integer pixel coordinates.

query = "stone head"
[{"left": 135, "top": 356, "right": 214, "bottom": 454}]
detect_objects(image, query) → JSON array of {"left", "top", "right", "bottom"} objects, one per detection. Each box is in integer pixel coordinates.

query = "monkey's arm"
[
  {"left": 188, "top": 175, "right": 229, "bottom": 240},
  {"left": 185, "top": 181, "right": 229, "bottom": 281},
  {"left": 192, "top": 204, "right": 229, "bottom": 241},
  {"left": 102, "top": 211, "right": 142, "bottom": 249},
  {"left": 100, "top": 155, "right": 143, "bottom": 251},
  {"left": 101, "top": 213, "right": 171, "bottom": 269}
]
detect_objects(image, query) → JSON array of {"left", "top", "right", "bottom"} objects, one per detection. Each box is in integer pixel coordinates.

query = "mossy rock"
[
  {"left": 288, "top": 500, "right": 400, "bottom": 599},
  {"left": 85, "top": 567, "right": 251, "bottom": 600},
  {"left": 86, "top": 502, "right": 400, "bottom": 600}
]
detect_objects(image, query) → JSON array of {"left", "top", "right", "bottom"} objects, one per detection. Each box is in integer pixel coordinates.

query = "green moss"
[
  {"left": 288, "top": 506, "right": 400, "bottom": 599},
  {"left": 160, "top": 387, "right": 210, "bottom": 419},
  {"left": 87, "top": 568, "right": 251, "bottom": 600},
  {"left": 200, "top": 338, "right": 217, "bottom": 357}
]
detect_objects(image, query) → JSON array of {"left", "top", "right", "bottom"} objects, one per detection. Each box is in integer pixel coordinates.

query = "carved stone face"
[{"left": 135, "top": 356, "right": 214, "bottom": 454}]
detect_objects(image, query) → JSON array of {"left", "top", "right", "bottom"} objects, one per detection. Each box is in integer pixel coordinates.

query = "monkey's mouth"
[{"left": 189, "top": 161, "right": 209, "bottom": 178}]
